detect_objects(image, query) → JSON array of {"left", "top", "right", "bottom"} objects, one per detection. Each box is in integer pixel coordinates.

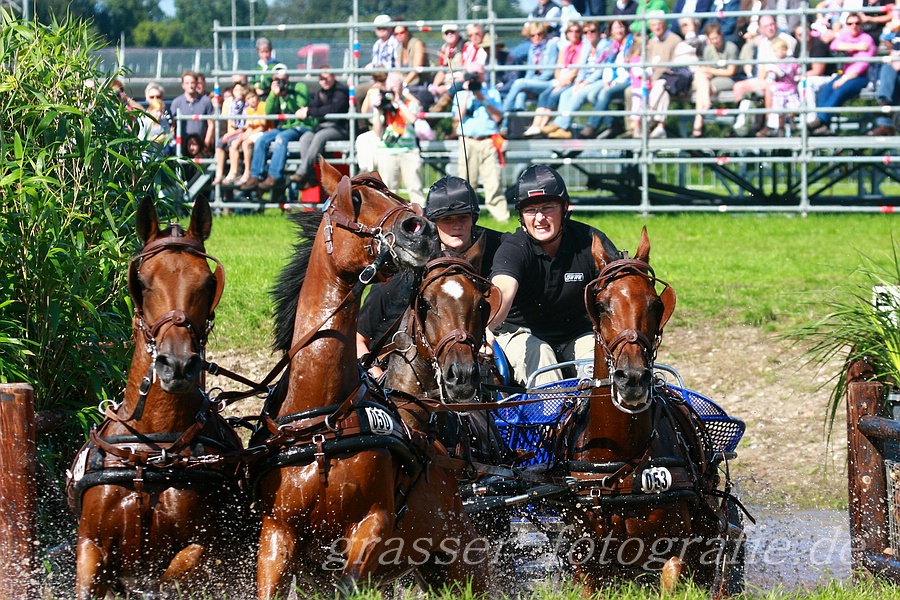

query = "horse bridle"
[
  {"left": 321, "top": 174, "right": 418, "bottom": 292},
  {"left": 585, "top": 258, "right": 676, "bottom": 414},
  {"left": 123, "top": 225, "right": 225, "bottom": 420},
  {"left": 406, "top": 256, "right": 498, "bottom": 402}
]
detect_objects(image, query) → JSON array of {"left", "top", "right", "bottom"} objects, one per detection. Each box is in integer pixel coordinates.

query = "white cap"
[
  {"left": 442, "top": 23, "right": 459, "bottom": 33},
  {"left": 373, "top": 14, "right": 391, "bottom": 26}
]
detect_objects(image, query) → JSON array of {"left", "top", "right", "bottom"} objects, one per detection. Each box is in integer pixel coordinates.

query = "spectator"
[
  {"left": 775, "top": 0, "right": 808, "bottom": 36},
  {"left": 288, "top": 68, "right": 350, "bottom": 190},
  {"left": 232, "top": 88, "right": 269, "bottom": 187},
  {"left": 576, "top": 19, "right": 634, "bottom": 139},
  {"left": 756, "top": 37, "right": 801, "bottom": 136},
  {"left": 735, "top": 0, "right": 768, "bottom": 45},
  {"left": 502, "top": 23, "right": 560, "bottom": 136},
  {"left": 692, "top": 20, "right": 739, "bottom": 136},
  {"left": 465, "top": 23, "right": 490, "bottom": 65},
  {"left": 252, "top": 37, "right": 280, "bottom": 99},
  {"left": 624, "top": 16, "right": 683, "bottom": 138},
  {"left": 560, "top": 0, "right": 584, "bottom": 32},
  {"left": 356, "top": 73, "right": 389, "bottom": 171},
  {"left": 670, "top": 0, "right": 713, "bottom": 36},
  {"left": 453, "top": 63, "right": 510, "bottom": 223},
  {"left": 369, "top": 73, "right": 426, "bottom": 208},
  {"left": 511, "top": 0, "right": 563, "bottom": 63},
  {"left": 182, "top": 133, "right": 211, "bottom": 159},
  {"left": 367, "top": 14, "right": 401, "bottom": 71},
  {"left": 795, "top": 19, "right": 836, "bottom": 126},
  {"left": 394, "top": 24, "right": 430, "bottom": 90},
  {"left": 708, "top": 0, "right": 742, "bottom": 42},
  {"left": 810, "top": 13, "right": 877, "bottom": 134},
  {"left": 869, "top": 17, "right": 900, "bottom": 135},
  {"left": 731, "top": 14, "right": 796, "bottom": 136},
  {"left": 142, "top": 82, "right": 173, "bottom": 152},
  {"left": 526, "top": 21, "right": 585, "bottom": 136},
  {"left": 212, "top": 82, "right": 247, "bottom": 186},
  {"left": 429, "top": 23, "right": 467, "bottom": 112},
  {"left": 860, "top": 0, "right": 895, "bottom": 39},
  {"left": 170, "top": 70, "right": 215, "bottom": 155},
  {"left": 240, "top": 67, "right": 313, "bottom": 192},
  {"left": 138, "top": 98, "right": 171, "bottom": 149},
  {"left": 613, "top": 0, "right": 640, "bottom": 27},
  {"left": 629, "top": 0, "right": 668, "bottom": 35},
  {"left": 481, "top": 34, "right": 522, "bottom": 98}
]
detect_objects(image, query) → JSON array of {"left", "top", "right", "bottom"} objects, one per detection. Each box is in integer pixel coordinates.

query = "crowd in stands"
[{"left": 136, "top": 2, "right": 900, "bottom": 209}]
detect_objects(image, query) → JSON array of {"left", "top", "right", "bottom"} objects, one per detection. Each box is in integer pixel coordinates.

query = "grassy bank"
[{"left": 203, "top": 211, "right": 900, "bottom": 355}]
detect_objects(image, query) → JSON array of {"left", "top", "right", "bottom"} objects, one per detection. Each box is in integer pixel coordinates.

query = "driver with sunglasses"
[{"left": 488, "top": 164, "right": 620, "bottom": 387}]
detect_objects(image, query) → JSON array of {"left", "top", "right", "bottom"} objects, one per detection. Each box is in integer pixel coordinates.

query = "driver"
[
  {"left": 357, "top": 176, "right": 504, "bottom": 374},
  {"left": 488, "top": 164, "right": 620, "bottom": 387}
]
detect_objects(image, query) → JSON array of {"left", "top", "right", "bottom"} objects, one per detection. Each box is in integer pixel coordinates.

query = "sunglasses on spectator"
[
  {"left": 846, "top": 20, "right": 860, "bottom": 25},
  {"left": 394, "top": 29, "right": 408, "bottom": 35},
  {"left": 148, "top": 94, "right": 162, "bottom": 99},
  {"left": 584, "top": 28, "right": 599, "bottom": 33},
  {"left": 444, "top": 31, "right": 458, "bottom": 35}
]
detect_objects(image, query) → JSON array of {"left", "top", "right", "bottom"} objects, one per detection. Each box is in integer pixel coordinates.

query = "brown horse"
[
  {"left": 69, "top": 197, "right": 248, "bottom": 599},
  {"left": 559, "top": 226, "right": 740, "bottom": 592},
  {"left": 255, "top": 162, "right": 491, "bottom": 598},
  {"left": 379, "top": 238, "right": 509, "bottom": 465}
]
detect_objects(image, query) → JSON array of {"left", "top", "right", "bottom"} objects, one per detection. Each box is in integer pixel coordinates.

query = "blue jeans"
[
  {"left": 501, "top": 78, "right": 554, "bottom": 129},
  {"left": 537, "top": 84, "right": 571, "bottom": 110},
  {"left": 586, "top": 79, "right": 629, "bottom": 130},
  {"left": 875, "top": 64, "right": 900, "bottom": 128},
  {"left": 249, "top": 127, "right": 305, "bottom": 180},
  {"left": 816, "top": 75, "right": 869, "bottom": 125},
  {"left": 553, "top": 80, "right": 625, "bottom": 131}
]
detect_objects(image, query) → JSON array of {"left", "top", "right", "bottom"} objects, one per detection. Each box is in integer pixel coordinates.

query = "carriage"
[{"left": 68, "top": 163, "right": 749, "bottom": 598}]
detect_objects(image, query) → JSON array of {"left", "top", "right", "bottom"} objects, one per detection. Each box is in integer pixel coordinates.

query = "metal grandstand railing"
[{"left": 163, "top": 3, "right": 900, "bottom": 213}]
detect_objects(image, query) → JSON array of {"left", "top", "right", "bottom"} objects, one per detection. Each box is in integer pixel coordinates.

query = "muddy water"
[{"left": 744, "top": 507, "right": 852, "bottom": 590}]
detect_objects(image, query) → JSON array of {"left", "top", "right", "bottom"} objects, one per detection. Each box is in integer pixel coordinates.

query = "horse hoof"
[{"left": 661, "top": 556, "right": 684, "bottom": 593}]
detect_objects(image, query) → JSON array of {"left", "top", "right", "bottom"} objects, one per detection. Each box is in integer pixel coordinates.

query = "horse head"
[
  {"left": 585, "top": 226, "right": 676, "bottom": 413},
  {"left": 129, "top": 196, "right": 223, "bottom": 394},
  {"left": 410, "top": 235, "right": 500, "bottom": 403},
  {"left": 319, "top": 160, "right": 436, "bottom": 279}
]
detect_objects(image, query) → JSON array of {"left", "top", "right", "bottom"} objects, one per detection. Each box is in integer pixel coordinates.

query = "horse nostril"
[
  {"left": 446, "top": 361, "right": 478, "bottom": 387},
  {"left": 183, "top": 355, "right": 203, "bottom": 380},
  {"left": 401, "top": 215, "right": 425, "bottom": 235}
]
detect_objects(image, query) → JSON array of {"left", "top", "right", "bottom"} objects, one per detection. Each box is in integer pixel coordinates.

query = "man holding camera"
[
  {"left": 453, "top": 63, "right": 510, "bottom": 223},
  {"left": 370, "top": 72, "right": 426, "bottom": 208}
]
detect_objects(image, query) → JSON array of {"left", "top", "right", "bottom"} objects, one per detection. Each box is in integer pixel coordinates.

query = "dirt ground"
[{"left": 209, "top": 323, "right": 849, "bottom": 510}]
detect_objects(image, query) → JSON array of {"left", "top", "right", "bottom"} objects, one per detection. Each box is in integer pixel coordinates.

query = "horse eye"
[{"left": 351, "top": 190, "right": 363, "bottom": 214}]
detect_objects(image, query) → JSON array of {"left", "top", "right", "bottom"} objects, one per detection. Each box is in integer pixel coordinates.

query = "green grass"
[{"left": 203, "top": 211, "right": 900, "bottom": 355}]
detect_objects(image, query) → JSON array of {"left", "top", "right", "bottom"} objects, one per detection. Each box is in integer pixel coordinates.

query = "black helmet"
[
  {"left": 514, "top": 164, "right": 570, "bottom": 211},
  {"left": 425, "top": 176, "right": 481, "bottom": 222}
]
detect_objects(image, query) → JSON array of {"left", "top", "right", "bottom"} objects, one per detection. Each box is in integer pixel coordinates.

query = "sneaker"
[
  {"left": 547, "top": 128, "right": 572, "bottom": 139},
  {"left": 649, "top": 124, "right": 667, "bottom": 139},
  {"left": 522, "top": 126, "right": 542, "bottom": 138}
]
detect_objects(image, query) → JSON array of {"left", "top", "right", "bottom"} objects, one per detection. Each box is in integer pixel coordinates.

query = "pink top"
[
  {"left": 829, "top": 29, "right": 877, "bottom": 79},
  {"left": 771, "top": 62, "right": 800, "bottom": 94}
]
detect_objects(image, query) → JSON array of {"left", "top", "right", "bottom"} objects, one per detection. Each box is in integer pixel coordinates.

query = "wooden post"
[
  {"left": 0, "top": 384, "right": 37, "bottom": 600},
  {"left": 846, "top": 360, "right": 888, "bottom": 573}
]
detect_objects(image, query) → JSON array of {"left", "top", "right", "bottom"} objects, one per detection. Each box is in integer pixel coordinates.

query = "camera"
[
  {"left": 378, "top": 91, "right": 394, "bottom": 111},
  {"left": 464, "top": 71, "right": 482, "bottom": 92}
]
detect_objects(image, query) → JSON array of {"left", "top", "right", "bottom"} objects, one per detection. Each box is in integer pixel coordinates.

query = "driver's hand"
[{"left": 481, "top": 329, "right": 496, "bottom": 357}]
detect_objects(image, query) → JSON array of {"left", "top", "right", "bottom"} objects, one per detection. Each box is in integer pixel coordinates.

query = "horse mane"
[{"left": 271, "top": 211, "right": 323, "bottom": 353}]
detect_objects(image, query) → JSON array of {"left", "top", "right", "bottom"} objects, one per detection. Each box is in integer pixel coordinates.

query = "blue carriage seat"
[{"left": 665, "top": 385, "right": 746, "bottom": 455}]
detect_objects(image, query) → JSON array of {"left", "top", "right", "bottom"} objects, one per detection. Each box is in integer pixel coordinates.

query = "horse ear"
[
  {"left": 188, "top": 197, "right": 212, "bottom": 242},
  {"left": 591, "top": 232, "right": 612, "bottom": 270},
  {"left": 136, "top": 195, "right": 160, "bottom": 245},
  {"left": 318, "top": 157, "right": 342, "bottom": 196},
  {"left": 635, "top": 226, "right": 651, "bottom": 263},
  {"left": 462, "top": 230, "right": 486, "bottom": 273}
]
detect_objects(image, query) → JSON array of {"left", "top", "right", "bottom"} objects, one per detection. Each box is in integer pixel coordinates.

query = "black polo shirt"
[
  {"left": 359, "top": 226, "right": 504, "bottom": 343},
  {"left": 490, "top": 220, "right": 618, "bottom": 345}
]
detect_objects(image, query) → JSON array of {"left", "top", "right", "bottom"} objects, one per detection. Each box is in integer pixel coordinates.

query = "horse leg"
[
  {"left": 159, "top": 543, "right": 205, "bottom": 587},
  {"left": 257, "top": 515, "right": 298, "bottom": 600},
  {"left": 338, "top": 509, "right": 394, "bottom": 593},
  {"left": 75, "top": 537, "right": 110, "bottom": 600},
  {"left": 661, "top": 556, "right": 684, "bottom": 594}
]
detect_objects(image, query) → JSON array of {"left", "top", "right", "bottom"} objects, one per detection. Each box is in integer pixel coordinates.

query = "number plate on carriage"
[{"left": 640, "top": 467, "right": 673, "bottom": 494}]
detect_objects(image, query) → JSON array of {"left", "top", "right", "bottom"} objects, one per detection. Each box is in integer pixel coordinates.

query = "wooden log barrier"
[{"left": 0, "top": 384, "right": 37, "bottom": 599}]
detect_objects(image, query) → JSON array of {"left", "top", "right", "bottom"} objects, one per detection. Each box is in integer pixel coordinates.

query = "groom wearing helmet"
[
  {"left": 488, "top": 164, "right": 620, "bottom": 387},
  {"left": 357, "top": 176, "right": 504, "bottom": 373}
]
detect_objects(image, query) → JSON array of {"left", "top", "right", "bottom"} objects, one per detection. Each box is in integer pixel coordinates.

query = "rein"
[{"left": 212, "top": 175, "right": 418, "bottom": 406}]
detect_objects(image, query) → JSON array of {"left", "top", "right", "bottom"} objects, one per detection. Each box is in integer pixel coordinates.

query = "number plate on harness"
[{"left": 640, "top": 467, "right": 673, "bottom": 494}]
